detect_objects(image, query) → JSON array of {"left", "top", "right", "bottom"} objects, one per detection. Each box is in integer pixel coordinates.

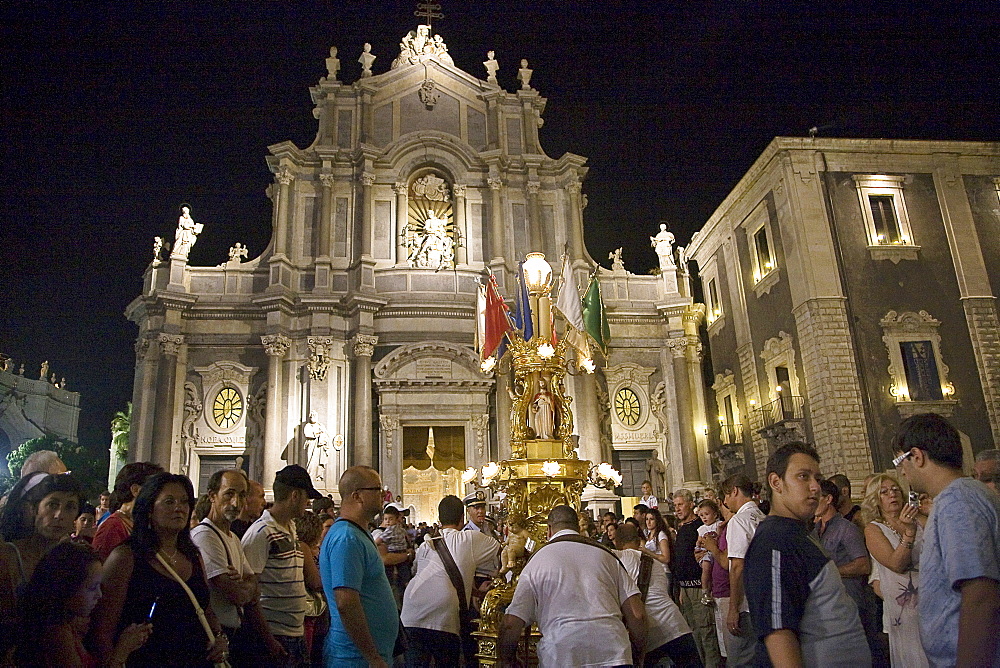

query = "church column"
[
  {"left": 351, "top": 334, "right": 378, "bottom": 467},
  {"left": 130, "top": 337, "right": 158, "bottom": 463},
  {"left": 262, "top": 334, "right": 291, "bottom": 493},
  {"left": 454, "top": 184, "right": 468, "bottom": 265},
  {"left": 273, "top": 169, "right": 293, "bottom": 256},
  {"left": 527, "top": 181, "right": 542, "bottom": 255},
  {"left": 566, "top": 181, "right": 585, "bottom": 260},
  {"left": 574, "top": 371, "right": 604, "bottom": 464},
  {"left": 394, "top": 183, "right": 408, "bottom": 265},
  {"left": 359, "top": 172, "right": 375, "bottom": 259},
  {"left": 152, "top": 333, "right": 184, "bottom": 470},
  {"left": 683, "top": 305, "right": 709, "bottom": 484},
  {"left": 488, "top": 176, "right": 506, "bottom": 261},
  {"left": 669, "top": 336, "right": 701, "bottom": 484}
]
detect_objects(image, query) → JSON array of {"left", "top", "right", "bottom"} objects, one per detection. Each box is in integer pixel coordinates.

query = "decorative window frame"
[
  {"left": 880, "top": 310, "right": 957, "bottom": 417},
  {"left": 701, "top": 257, "right": 725, "bottom": 335},
  {"left": 994, "top": 177, "right": 1000, "bottom": 206},
  {"left": 743, "top": 201, "right": 780, "bottom": 297},
  {"left": 853, "top": 175, "right": 919, "bottom": 263},
  {"left": 711, "top": 370, "right": 741, "bottom": 434},
  {"left": 760, "top": 331, "right": 800, "bottom": 401}
]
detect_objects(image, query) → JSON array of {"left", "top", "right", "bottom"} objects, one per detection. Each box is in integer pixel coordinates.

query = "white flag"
[{"left": 554, "top": 254, "right": 585, "bottom": 331}]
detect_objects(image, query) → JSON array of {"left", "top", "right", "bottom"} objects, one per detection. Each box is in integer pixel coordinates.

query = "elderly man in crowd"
[
  {"left": 671, "top": 489, "right": 721, "bottom": 666},
  {"left": 615, "top": 522, "right": 702, "bottom": 666},
  {"left": 401, "top": 494, "right": 500, "bottom": 665},
  {"left": 321, "top": 466, "right": 398, "bottom": 668},
  {"left": 499, "top": 505, "right": 646, "bottom": 667},
  {"left": 894, "top": 413, "right": 1000, "bottom": 666},
  {"left": 242, "top": 464, "right": 323, "bottom": 667},
  {"left": 745, "top": 442, "right": 870, "bottom": 666},
  {"left": 230, "top": 478, "right": 266, "bottom": 539},
  {"left": 974, "top": 449, "right": 1000, "bottom": 492}
]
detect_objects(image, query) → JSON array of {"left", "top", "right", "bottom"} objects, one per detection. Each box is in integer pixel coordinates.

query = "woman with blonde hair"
[{"left": 861, "top": 472, "right": 928, "bottom": 667}]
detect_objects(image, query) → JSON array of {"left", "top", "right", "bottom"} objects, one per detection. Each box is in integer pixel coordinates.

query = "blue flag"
[{"left": 512, "top": 262, "right": 534, "bottom": 341}]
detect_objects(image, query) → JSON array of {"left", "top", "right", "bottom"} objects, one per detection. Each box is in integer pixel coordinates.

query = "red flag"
[{"left": 482, "top": 275, "right": 513, "bottom": 360}]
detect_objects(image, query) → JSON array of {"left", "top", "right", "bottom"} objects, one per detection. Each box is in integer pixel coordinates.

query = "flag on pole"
[
  {"left": 479, "top": 274, "right": 513, "bottom": 360},
  {"left": 512, "top": 261, "right": 534, "bottom": 342},
  {"left": 554, "top": 255, "right": 585, "bottom": 331},
  {"left": 582, "top": 274, "right": 610, "bottom": 355}
]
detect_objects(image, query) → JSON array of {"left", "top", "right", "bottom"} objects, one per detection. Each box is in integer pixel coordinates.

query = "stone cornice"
[{"left": 373, "top": 379, "right": 494, "bottom": 389}]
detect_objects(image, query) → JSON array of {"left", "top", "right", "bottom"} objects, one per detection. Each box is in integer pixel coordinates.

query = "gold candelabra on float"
[{"left": 470, "top": 253, "right": 622, "bottom": 665}]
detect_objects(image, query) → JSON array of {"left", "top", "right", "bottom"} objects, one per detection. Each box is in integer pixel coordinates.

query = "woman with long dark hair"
[
  {"left": 0, "top": 472, "right": 84, "bottom": 659},
  {"left": 15, "top": 541, "right": 151, "bottom": 666},
  {"left": 92, "top": 472, "right": 229, "bottom": 667}
]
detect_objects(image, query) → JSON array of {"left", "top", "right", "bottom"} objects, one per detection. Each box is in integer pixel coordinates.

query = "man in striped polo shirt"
[{"left": 242, "top": 464, "right": 323, "bottom": 667}]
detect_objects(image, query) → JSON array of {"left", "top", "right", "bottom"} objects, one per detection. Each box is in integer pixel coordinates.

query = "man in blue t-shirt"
[
  {"left": 320, "top": 465, "right": 398, "bottom": 667},
  {"left": 894, "top": 413, "right": 1000, "bottom": 667},
  {"left": 745, "top": 442, "right": 870, "bottom": 667}
]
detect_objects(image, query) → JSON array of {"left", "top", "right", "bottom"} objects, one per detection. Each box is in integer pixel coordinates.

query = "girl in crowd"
[
  {"left": 15, "top": 541, "right": 151, "bottom": 666},
  {"left": 694, "top": 499, "right": 722, "bottom": 605},
  {"left": 862, "top": 473, "right": 928, "bottom": 668},
  {"left": 93, "top": 473, "right": 228, "bottom": 667},
  {"left": 295, "top": 513, "right": 328, "bottom": 665},
  {"left": 0, "top": 471, "right": 84, "bottom": 655},
  {"left": 641, "top": 508, "right": 673, "bottom": 592}
]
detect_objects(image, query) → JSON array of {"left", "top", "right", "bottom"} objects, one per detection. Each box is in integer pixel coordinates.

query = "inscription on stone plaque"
[{"left": 416, "top": 359, "right": 451, "bottom": 378}]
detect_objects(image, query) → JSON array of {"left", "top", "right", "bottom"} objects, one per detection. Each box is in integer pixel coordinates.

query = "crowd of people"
[{"left": 0, "top": 411, "right": 995, "bottom": 666}]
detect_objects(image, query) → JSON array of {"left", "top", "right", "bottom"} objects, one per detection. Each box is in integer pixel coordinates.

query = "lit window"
[
  {"left": 880, "top": 310, "right": 956, "bottom": 413},
  {"left": 853, "top": 175, "right": 915, "bottom": 248},
  {"left": 751, "top": 225, "right": 775, "bottom": 282},
  {"left": 706, "top": 277, "right": 723, "bottom": 324}
]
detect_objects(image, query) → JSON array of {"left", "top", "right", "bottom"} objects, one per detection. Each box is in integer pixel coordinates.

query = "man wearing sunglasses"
[{"left": 893, "top": 413, "right": 1000, "bottom": 667}]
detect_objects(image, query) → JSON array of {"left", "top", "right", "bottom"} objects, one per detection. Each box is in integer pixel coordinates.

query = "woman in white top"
[
  {"left": 862, "top": 473, "right": 928, "bottom": 668},
  {"left": 641, "top": 508, "right": 672, "bottom": 592}
]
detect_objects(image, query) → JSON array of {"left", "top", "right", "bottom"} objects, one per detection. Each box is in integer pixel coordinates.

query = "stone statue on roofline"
[
  {"left": 651, "top": 223, "right": 676, "bottom": 270},
  {"left": 171, "top": 204, "right": 203, "bottom": 260},
  {"left": 517, "top": 59, "right": 533, "bottom": 89},
  {"left": 391, "top": 25, "right": 454, "bottom": 69},
  {"left": 325, "top": 46, "right": 340, "bottom": 81},
  {"left": 358, "top": 43, "right": 375, "bottom": 78},
  {"left": 484, "top": 50, "right": 499, "bottom": 84}
]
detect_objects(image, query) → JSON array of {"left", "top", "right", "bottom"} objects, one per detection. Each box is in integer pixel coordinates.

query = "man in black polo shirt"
[
  {"left": 745, "top": 442, "right": 870, "bottom": 667},
  {"left": 672, "top": 489, "right": 721, "bottom": 666}
]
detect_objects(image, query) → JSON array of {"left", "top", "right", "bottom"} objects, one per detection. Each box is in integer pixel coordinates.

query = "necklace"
[{"left": 160, "top": 545, "right": 180, "bottom": 563}]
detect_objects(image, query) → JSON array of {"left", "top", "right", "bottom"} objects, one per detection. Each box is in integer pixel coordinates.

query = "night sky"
[{"left": 1, "top": 1, "right": 995, "bottom": 457}]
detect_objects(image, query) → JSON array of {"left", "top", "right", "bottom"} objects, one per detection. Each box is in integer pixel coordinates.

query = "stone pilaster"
[
  {"left": 454, "top": 184, "right": 468, "bottom": 265},
  {"left": 737, "top": 342, "right": 767, "bottom": 477},
  {"left": 565, "top": 181, "right": 585, "bottom": 261},
  {"left": 668, "top": 336, "right": 700, "bottom": 483},
  {"left": 962, "top": 297, "right": 1000, "bottom": 446},
  {"left": 152, "top": 333, "right": 184, "bottom": 471},
  {"left": 526, "top": 181, "right": 542, "bottom": 254},
  {"left": 273, "top": 169, "right": 293, "bottom": 257},
  {"left": 791, "top": 297, "right": 871, "bottom": 479},
  {"left": 262, "top": 334, "right": 291, "bottom": 492},
  {"left": 358, "top": 172, "right": 375, "bottom": 259},
  {"left": 351, "top": 334, "right": 378, "bottom": 467},
  {"left": 488, "top": 175, "right": 506, "bottom": 262},
  {"left": 394, "top": 183, "right": 408, "bottom": 265}
]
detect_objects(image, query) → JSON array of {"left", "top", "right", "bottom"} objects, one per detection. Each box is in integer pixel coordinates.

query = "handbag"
[{"left": 155, "top": 552, "right": 233, "bottom": 668}]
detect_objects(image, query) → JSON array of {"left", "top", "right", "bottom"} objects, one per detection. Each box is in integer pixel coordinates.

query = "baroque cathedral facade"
[{"left": 125, "top": 25, "right": 705, "bottom": 516}]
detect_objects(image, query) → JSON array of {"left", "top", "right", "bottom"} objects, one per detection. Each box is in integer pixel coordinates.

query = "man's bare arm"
[
  {"left": 764, "top": 629, "right": 803, "bottom": 668},
  {"left": 621, "top": 593, "right": 647, "bottom": 667},
  {"left": 957, "top": 577, "right": 1000, "bottom": 667},
  {"left": 728, "top": 557, "right": 746, "bottom": 634},
  {"left": 334, "top": 587, "right": 388, "bottom": 668},
  {"left": 498, "top": 613, "right": 527, "bottom": 668},
  {"left": 838, "top": 556, "right": 871, "bottom": 578}
]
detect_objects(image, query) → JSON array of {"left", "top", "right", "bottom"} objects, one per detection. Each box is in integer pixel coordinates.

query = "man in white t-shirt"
[
  {"left": 614, "top": 523, "right": 701, "bottom": 666},
  {"left": 499, "top": 505, "right": 647, "bottom": 667},
  {"left": 401, "top": 495, "right": 500, "bottom": 665},
  {"left": 720, "top": 474, "right": 765, "bottom": 666},
  {"left": 191, "top": 469, "right": 281, "bottom": 664}
]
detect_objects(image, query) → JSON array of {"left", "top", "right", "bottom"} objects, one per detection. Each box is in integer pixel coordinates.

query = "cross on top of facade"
[{"left": 414, "top": 2, "right": 442, "bottom": 28}]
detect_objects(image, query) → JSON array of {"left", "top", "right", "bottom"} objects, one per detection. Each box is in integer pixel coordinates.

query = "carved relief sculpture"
[
  {"left": 245, "top": 382, "right": 267, "bottom": 481},
  {"left": 403, "top": 174, "right": 457, "bottom": 271},
  {"left": 180, "top": 381, "right": 203, "bottom": 476},
  {"left": 391, "top": 25, "right": 454, "bottom": 69},
  {"left": 308, "top": 336, "right": 335, "bottom": 381}
]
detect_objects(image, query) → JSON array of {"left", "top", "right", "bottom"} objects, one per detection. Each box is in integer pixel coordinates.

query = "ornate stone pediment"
[
  {"left": 374, "top": 341, "right": 483, "bottom": 383},
  {"left": 391, "top": 25, "right": 455, "bottom": 69}
]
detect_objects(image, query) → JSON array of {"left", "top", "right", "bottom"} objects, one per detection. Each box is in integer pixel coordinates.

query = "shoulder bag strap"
[
  {"left": 543, "top": 533, "right": 629, "bottom": 570},
  {"left": 6, "top": 542, "right": 27, "bottom": 587},
  {"left": 199, "top": 521, "right": 234, "bottom": 569},
  {"left": 429, "top": 536, "right": 469, "bottom": 613},
  {"left": 154, "top": 553, "right": 216, "bottom": 647},
  {"left": 637, "top": 553, "right": 653, "bottom": 603}
]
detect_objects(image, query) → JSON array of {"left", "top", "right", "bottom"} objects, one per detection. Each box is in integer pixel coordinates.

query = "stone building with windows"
[
  {"left": 688, "top": 137, "right": 1000, "bottom": 482},
  {"left": 125, "top": 25, "right": 705, "bottom": 517}
]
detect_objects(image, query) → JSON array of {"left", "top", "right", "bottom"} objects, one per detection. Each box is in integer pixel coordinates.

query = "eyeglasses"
[{"left": 892, "top": 450, "right": 913, "bottom": 467}]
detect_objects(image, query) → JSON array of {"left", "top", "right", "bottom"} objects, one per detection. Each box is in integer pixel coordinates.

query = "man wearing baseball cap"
[{"left": 242, "top": 465, "right": 323, "bottom": 667}]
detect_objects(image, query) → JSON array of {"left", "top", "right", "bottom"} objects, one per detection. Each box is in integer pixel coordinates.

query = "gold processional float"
[{"left": 462, "top": 253, "right": 623, "bottom": 664}]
